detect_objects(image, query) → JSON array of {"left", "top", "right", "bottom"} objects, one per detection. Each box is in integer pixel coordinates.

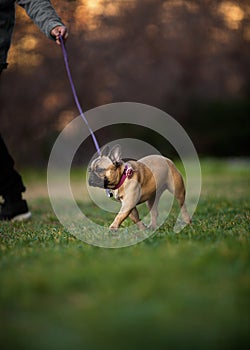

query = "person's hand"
[{"left": 50, "top": 25, "right": 68, "bottom": 45}]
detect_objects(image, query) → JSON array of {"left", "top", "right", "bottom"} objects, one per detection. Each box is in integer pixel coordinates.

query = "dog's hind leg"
[
  {"left": 147, "top": 194, "right": 160, "bottom": 229},
  {"left": 167, "top": 161, "right": 191, "bottom": 224},
  {"left": 174, "top": 186, "right": 191, "bottom": 224}
]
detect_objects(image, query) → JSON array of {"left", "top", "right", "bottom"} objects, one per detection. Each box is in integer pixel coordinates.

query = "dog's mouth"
[{"left": 104, "top": 176, "right": 110, "bottom": 189}]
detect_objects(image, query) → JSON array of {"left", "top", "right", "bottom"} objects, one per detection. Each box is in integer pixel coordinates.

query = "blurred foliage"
[{"left": 0, "top": 0, "right": 250, "bottom": 165}]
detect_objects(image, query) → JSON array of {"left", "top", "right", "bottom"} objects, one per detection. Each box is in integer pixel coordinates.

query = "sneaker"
[{"left": 0, "top": 199, "right": 31, "bottom": 221}]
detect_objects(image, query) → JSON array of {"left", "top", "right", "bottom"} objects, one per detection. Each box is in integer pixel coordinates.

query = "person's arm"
[
  {"left": 0, "top": 2, "right": 15, "bottom": 70},
  {"left": 16, "top": 0, "right": 68, "bottom": 44}
]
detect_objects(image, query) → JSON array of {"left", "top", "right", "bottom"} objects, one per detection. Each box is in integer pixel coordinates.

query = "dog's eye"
[{"left": 96, "top": 168, "right": 105, "bottom": 174}]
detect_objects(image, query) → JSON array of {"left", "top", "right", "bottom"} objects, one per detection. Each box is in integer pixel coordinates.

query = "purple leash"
[
  {"left": 59, "top": 36, "right": 112, "bottom": 197},
  {"left": 59, "top": 36, "right": 101, "bottom": 156}
]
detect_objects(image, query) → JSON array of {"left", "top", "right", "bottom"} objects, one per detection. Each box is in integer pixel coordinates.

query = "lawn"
[{"left": 0, "top": 159, "right": 249, "bottom": 350}]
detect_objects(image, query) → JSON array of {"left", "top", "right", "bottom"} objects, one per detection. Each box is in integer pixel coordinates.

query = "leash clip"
[{"left": 106, "top": 189, "right": 113, "bottom": 198}]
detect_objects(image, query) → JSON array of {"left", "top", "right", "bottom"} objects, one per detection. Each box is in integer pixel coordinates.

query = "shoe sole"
[{"left": 11, "top": 212, "right": 32, "bottom": 222}]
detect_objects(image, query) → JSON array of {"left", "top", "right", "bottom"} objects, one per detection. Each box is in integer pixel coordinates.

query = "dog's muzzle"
[{"left": 88, "top": 172, "right": 102, "bottom": 187}]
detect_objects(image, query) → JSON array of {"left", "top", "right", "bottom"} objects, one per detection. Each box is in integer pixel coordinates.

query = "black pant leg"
[{"left": 0, "top": 134, "right": 26, "bottom": 198}]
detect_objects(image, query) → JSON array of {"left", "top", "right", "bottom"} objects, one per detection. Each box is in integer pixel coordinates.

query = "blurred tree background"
[{"left": 0, "top": 0, "right": 249, "bottom": 166}]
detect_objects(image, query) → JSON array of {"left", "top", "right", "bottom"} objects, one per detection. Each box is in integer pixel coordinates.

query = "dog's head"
[{"left": 88, "top": 144, "right": 124, "bottom": 189}]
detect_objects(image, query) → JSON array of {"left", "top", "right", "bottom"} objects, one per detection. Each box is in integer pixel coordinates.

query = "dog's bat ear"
[
  {"left": 101, "top": 145, "right": 110, "bottom": 157},
  {"left": 109, "top": 144, "right": 122, "bottom": 165}
]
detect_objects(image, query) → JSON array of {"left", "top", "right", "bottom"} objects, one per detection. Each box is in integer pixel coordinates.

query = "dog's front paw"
[
  {"left": 109, "top": 225, "right": 118, "bottom": 232},
  {"left": 147, "top": 224, "right": 157, "bottom": 230},
  {"left": 137, "top": 221, "right": 147, "bottom": 230}
]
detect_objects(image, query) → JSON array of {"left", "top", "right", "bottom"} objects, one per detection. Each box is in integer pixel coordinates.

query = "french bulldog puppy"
[{"left": 88, "top": 144, "right": 191, "bottom": 231}]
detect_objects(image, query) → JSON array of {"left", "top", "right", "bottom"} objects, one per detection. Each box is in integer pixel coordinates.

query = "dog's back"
[{"left": 137, "top": 155, "right": 174, "bottom": 188}]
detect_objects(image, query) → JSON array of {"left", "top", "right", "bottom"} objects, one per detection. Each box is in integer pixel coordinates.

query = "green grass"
[{"left": 0, "top": 159, "right": 250, "bottom": 350}]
